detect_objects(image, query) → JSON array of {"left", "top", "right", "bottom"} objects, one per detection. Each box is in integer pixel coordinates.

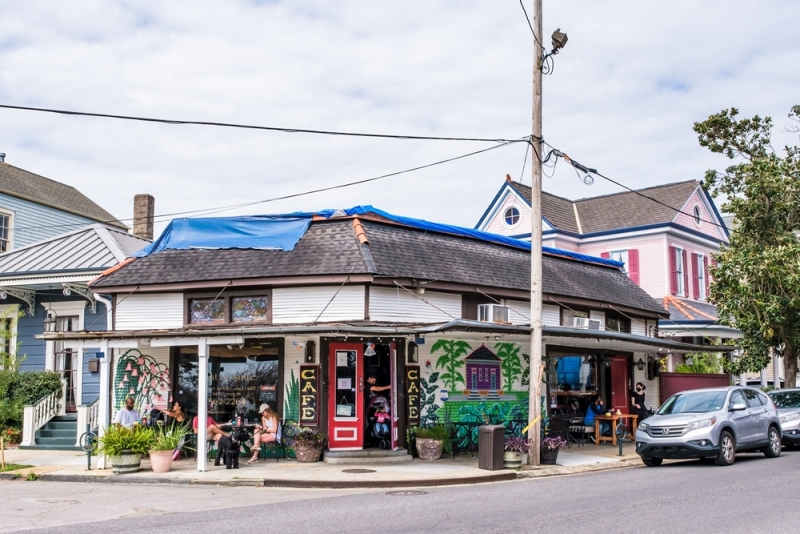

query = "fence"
[{"left": 659, "top": 372, "right": 731, "bottom": 404}]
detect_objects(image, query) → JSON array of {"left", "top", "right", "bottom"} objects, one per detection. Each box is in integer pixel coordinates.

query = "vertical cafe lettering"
[
  {"left": 406, "top": 366, "right": 420, "bottom": 424},
  {"left": 299, "top": 365, "right": 319, "bottom": 426}
]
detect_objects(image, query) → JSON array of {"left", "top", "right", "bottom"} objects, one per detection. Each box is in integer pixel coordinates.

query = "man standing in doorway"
[
  {"left": 365, "top": 374, "right": 390, "bottom": 401},
  {"left": 113, "top": 397, "right": 141, "bottom": 429}
]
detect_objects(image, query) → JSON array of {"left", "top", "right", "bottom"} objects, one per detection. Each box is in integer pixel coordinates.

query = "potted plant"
[
  {"left": 540, "top": 435, "right": 568, "bottom": 465},
  {"left": 413, "top": 425, "right": 451, "bottom": 461},
  {"left": 148, "top": 424, "right": 190, "bottom": 473},
  {"left": 503, "top": 436, "right": 532, "bottom": 469},
  {"left": 96, "top": 426, "right": 155, "bottom": 474},
  {"left": 293, "top": 429, "right": 327, "bottom": 463}
]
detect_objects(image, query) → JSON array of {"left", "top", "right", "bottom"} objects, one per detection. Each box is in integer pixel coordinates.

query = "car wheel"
[
  {"left": 714, "top": 431, "right": 735, "bottom": 466},
  {"left": 642, "top": 458, "right": 663, "bottom": 467},
  {"left": 764, "top": 426, "right": 782, "bottom": 458}
]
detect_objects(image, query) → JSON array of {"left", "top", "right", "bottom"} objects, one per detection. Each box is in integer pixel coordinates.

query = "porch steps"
[
  {"left": 323, "top": 448, "right": 412, "bottom": 464},
  {"left": 19, "top": 415, "right": 81, "bottom": 451}
]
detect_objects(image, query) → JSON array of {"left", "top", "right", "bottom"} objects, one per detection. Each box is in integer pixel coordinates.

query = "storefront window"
[
  {"left": 548, "top": 353, "right": 598, "bottom": 414},
  {"left": 232, "top": 296, "right": 269, "bottom": 322},
  {"left": 177, "top": 348, "right": 280, "bottom": 423},
  {"left": 189, "top": 298, "right": 227, "bottom": 324}
]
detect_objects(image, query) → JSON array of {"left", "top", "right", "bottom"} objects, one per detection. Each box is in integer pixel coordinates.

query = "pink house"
[{"left": 476, "top": 176, "right": 738, "bottom": 344}]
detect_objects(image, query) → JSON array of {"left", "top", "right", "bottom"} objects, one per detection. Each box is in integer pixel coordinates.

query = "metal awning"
[{"left": 543, "top": 326, "right": 736, "bottom": 354}]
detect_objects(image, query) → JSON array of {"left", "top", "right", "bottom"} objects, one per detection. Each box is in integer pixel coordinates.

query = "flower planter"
[
  {"left": 110, "top": 450, "right": 142, "bottom": 474},
  {"left": 294, "top": 444, "right": 323, "bottom": 463},
  {"left": 540, "top": 447, "right": 559, "bottom": 465},
  {"left": 415, "top": 438, "right": 443, "bottom": 460},
  {"left": 503, "top": 451, "right": 523, "bottom": 469},
  {"left": 149, "top": 450, "right": 174, "bottom": 473}
]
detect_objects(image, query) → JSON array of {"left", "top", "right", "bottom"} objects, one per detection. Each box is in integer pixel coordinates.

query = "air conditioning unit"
[
  {"left": 478, "top": 304, "right": 510, "bottom": 324},
  {"left": 573, "top": 317, "right": 602, "bottom": 330}
]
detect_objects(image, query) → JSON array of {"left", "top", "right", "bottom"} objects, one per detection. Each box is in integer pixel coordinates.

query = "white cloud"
[{"left": 0, "top": 0, "right": 798, "bottom": 236}]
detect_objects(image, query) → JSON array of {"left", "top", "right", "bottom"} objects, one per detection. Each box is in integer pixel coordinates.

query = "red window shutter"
[
  {"left": 600, "top": 252, "right": 610, "bottom": 259},
  {"left": 682, "top": 249, "right": 689, "bottom": 297},
  {"left": 691, "top": 253, "right": 700, "bottom": 299},
  {"left": 704, "top": 255, "right": 710, "bottom": 296},
  {"left": 669, "top": 246, "right": 678, "bottom": 295},
  {"left": 628, "top": 249, "right": 640, "bottom": 285}
]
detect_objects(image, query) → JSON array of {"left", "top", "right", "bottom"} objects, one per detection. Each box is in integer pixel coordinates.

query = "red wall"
[{"left": 659, "top": 373, "right": 731, "bottom": 404}]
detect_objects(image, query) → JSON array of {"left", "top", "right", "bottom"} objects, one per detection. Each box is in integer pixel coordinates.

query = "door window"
[
  {"left": 334, "top": 350, "right": 357, "bottom": 418},
  {"left": 729, "top": 390, "right": 746, "bottom": 409},
  {"left": 743, "top": 389, "right": 763, "bottom": 408}
]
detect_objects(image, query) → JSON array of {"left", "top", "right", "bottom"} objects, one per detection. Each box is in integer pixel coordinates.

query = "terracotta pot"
[
  {"left": 294, "top": 444, "right": 323, "bottom": 463},
  {"left": 110, "top": 450, "right": 142, "bottom": 474},
  {"left": 149, "top": 450, "right": 174, "bottom": 473},
  {"left": 503, "top": 451, "right": 523, "bottom": 469},
  {"left": 415, "top": 438, "right": 443, "bottom": 460},
  {"left": 540, "top": 447, "right": 559, "bottom": 465}
]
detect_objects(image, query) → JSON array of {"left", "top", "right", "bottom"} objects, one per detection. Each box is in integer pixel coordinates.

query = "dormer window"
[
  {"left": 693, "top": 205, "right": 702, "bottom": 226},
  {"left": 504, "top": 207, "right": 520, "bottom": 227}
]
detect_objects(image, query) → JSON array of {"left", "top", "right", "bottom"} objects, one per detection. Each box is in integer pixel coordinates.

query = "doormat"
[{"left": 341, "top": 468, "right": 376, "bottom": 473}]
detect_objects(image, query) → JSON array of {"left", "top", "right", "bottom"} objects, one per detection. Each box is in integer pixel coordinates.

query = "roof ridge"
[{"left": 574, "top": 180, "right": 699, "bottom": 204}]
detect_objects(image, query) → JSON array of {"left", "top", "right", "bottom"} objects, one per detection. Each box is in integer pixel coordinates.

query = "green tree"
[
  {"left": 431, "top": 339, "right": 470, "bottom": 392},
  {"left": 694, "top": 106, "right": 800, "bottom": 386},
  {"left": 495, "top": 342, "right": 523, "bottom": 390},
  {"left": 0, "top": 313, "right": 23, "bottom": 469}
]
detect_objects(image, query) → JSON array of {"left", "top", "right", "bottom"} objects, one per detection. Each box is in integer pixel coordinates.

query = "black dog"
[{"left": 214, "top": 427, "right": 251, "bottom": 469}]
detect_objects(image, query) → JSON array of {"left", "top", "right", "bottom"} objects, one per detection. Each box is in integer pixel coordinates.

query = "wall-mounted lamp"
[
  {"left": 635, "top": 358, "right": 646, "bottom": 371},
  {"left": 43, "top": 308, "right": 57, "bottom": 333},
  {"left": 601, "top": 354, "right": 611, "bottom": 368},
  {"left": 407, "top": 341, "right": 418, "bottom": 364},
  {"left": 304, "top": 340, "right": 316, "bottom": 364}
]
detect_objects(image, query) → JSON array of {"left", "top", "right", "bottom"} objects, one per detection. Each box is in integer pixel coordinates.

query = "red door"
[
  {"left": 328, "top": 343, "right": 364, "bottom": 450},
  {"left": 610, "top": 356, "right": 630, "bottom": 415}
]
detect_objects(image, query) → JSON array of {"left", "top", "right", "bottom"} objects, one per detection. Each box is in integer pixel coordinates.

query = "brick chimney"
[{"left": 133, "top": 194, "right": 155, "bottom": 240}]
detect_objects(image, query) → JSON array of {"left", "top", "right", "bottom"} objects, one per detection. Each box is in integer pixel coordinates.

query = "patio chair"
[
  {"left": 259, "top": 419, "right": 286, "bottom": 462},
  {"left": 568, "top": 418, "right": 591, "bottom": 447},
  {"left": 547, "top": 417, "right": 571, "bottom": 447}
]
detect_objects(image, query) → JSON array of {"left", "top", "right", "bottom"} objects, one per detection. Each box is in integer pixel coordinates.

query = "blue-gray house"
[{"left": 0, "top": 154, "right": 151, "bottom": 448}]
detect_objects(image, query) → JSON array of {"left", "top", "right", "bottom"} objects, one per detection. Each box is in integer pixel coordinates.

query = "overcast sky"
[{"left": 1, "top": 1, "right": 798, "bottom": 235}]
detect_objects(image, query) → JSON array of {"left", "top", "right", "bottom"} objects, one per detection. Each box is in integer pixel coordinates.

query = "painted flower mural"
[{"left": 114, "top": 349, "right": 171, "bottom": 411}]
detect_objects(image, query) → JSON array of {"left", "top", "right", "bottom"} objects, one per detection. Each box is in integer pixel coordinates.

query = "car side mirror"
[{"left": 729, "top": 403, "right": 747, "bottom": 412}]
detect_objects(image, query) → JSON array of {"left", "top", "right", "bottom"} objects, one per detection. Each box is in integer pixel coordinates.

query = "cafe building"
[{"left": 43, "top": 206, "right": 709, "bottom": 470}]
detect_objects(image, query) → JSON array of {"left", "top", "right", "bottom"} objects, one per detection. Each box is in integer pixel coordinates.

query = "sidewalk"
[{"left": 0, "top": 443, "right": 641, "bottom": 488}]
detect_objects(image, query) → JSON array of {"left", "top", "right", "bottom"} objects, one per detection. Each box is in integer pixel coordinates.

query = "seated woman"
[
  {"left": 163, "top": 400, "right": 189, "bottom": 427},
  {"left": 248, "top": 404, "right": 279, "bottom": 463},
  {"left": 192, "top": 409, "right": 229, "bottom": 443},
  {"left": 584, "top": 396, "right": 611, "bottom": 438}
]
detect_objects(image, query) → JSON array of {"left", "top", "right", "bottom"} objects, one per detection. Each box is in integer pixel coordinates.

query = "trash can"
[{"left": 478, "top": 425, "right": 505, "bottom": 471}]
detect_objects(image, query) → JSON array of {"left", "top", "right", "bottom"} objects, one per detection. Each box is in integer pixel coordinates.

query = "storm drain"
[
  {"left": 341, "top": 468, "right": 376, "bottom": 473},
  {"left": 386, "top": 490, "right": 428, "bottom": 496}
]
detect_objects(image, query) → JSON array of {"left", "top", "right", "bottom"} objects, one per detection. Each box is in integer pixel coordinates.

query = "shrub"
[
  {"left": 10, "top": 371, "right": 64, "bottom": 405},
  {"left": 504, "top": 436, "right": 532, "bottom": 453},
  {"left": 293, "top": 429, "right": 327, "bottom": 449},
  {"left": 96, "top": 426, "right": 155, "bottom": 456}
]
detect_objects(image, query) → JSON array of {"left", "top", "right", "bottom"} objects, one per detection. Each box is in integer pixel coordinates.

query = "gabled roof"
[
  {"left": 465, "top": 345, "right": 501, "bottom": 362},
  {"left": 0, "top": 224, "right": 149, "bottom": 276},
  {"left": 91, "top": 209, "right": 666, "bottom": 316},
  {"left": 482, "top": 179, "right": 713, "bottom": 236},
  {"left": 662, "top": 296, "right": 719, "bottom": 324},
  {"left": 0, "top": 162, "right": 127, "bottom": 229}
]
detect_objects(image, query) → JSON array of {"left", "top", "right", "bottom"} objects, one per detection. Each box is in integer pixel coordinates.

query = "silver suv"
[
  {"left": 767, "top": 388, "right": 800, "bottom": 448},
  {"left": 635, "top": 386, "right": 781, "bottom": 467}
]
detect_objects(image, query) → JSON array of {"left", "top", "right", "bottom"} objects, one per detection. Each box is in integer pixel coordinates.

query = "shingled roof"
[
  {"left": 0, "top": 162, "right": 126, "bottom": 229},
  {"left": 92, "top": 216, "right": 666, "bottom": 316},
  {"left": 503, "top": 180, "right": 702, "bottom": 235}
]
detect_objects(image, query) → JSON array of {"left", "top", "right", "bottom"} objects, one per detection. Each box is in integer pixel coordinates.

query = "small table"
[{"left": 594, "top": 414, "right": 638, "bottom": 446}]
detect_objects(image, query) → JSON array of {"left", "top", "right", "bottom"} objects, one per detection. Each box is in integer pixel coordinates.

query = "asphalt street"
[{"left": 4, "top": 451, "right": 800, "bottom": 534}]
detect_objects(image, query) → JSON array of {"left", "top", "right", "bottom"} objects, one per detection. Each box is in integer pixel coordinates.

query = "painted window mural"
[
  {"left": 232, "top": 296, "right": 269, "bottom": 322},
  {"left": 420, "top": 339, "right": 532, "bottom": 451},
  {"left": 189, "top": 298, "right": 226, "bottom": 324},
  {"left": 114, "top": 349, "right": 171, "bottom": 411}
]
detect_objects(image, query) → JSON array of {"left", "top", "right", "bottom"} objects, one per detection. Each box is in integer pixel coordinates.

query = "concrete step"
[
  {"left": 41, "top": 421, "right": 78, "bottom": 431},
  {"left": 37, "top": 428, "right": 77, "bottom": 439},
  {"left": 323, "top": 448, "right": 412, "bottom": 464},
  {"left": 18, "top": 444, "right": 82, "bottom": 451}
]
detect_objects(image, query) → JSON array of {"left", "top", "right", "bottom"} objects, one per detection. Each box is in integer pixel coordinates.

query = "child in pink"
[{"left": 375, "top": 406, "right": 390, "bottom": 435}]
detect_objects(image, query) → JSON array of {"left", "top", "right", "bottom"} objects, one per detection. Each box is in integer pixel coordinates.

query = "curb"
[{"left": 515, "top": 458, "right": 641, "bottom": 479}]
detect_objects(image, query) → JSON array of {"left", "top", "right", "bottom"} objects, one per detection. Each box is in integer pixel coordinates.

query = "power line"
[
  {"left": 518, "top": 0, "right": 544, "bottom": 49},
  {"left": 8, "top": 137, "right": 528, "bottom": 234},
  {"left": 0, "top": 103, "right": 520, "bottom": 144}
]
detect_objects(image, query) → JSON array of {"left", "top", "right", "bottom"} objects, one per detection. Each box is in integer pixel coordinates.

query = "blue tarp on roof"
[{"left": 133, "top": 205, "right": 624, "bottom": 269}]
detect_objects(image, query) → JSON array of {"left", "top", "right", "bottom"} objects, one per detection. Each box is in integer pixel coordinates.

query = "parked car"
[
  {"left": 767, "top": 388, "right": 800, "bottom": 448},
  {"left": 635, "top": 386, "right": 781, "bottom": 467}
]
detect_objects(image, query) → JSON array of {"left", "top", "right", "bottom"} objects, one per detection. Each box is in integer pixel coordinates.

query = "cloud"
[{"left": 0, "top": 0, "right": 798, "bottom": 236}]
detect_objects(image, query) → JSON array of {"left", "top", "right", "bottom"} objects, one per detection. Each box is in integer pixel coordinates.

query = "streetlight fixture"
[{"left": 43, "top": 308, "right": 58, "bottom": 333}]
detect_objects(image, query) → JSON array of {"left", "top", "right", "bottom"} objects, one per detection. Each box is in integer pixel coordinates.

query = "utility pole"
[{"left": 528, "top": 0, "right": 544, "bottom": 466}]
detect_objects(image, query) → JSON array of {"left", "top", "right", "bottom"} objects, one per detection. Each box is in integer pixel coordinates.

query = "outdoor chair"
[
  {"left": 259, "top": 419, "right": 286, "bottom": 462},
  {"left": 547, "top": 417, "right": 571, "bottom": 447}
]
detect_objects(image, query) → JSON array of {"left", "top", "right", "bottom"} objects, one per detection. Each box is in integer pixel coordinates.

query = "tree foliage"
[{"left": 694, "top": 106, "right": 800, "bottom": 385}]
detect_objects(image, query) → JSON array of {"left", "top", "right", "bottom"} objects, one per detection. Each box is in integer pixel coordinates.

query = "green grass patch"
[{"left": 0, "top": 463, "right": 33, "bottom": 473}]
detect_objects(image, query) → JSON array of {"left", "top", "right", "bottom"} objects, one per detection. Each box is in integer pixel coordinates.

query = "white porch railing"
[
  {"left": 21, "top": 379, "right": 66, "bottom": 447},
  {"left": 75, "top": 400, "right": 99, "bottom": 447}
]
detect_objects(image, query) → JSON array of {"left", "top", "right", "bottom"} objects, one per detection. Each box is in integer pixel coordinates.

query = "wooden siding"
[
  {"left": 673, "top": 189, "right": 728, "bottom": 241},
  {"left": 482, "top": 189, "right": 533, "bottom": 236},
  {"left": 659, "top": 372, "right": 730, "bottom": 404},
  {"left": 589, "top": 310, "right": 606, "bottom": 330},
  {"left": 630, "top": 318, "right": 647, "bottom": 336},
  {"left": 542, "top": 304, "right": 560, "bottom": 326},
  {"left": 579, "top": 234, "right": 667, "bottom": 298},
  {"left": 116, "top": 293, "right": 184, "bottom": 330},
  {"left": 369, "top": 287, "right": 461, "bottom": 323},
  {"left": 631, "top": 357, "right": 661, "bottom": 411},
  {"left": 0, "top": 192, "right": 105, "bottom": 251},
  {"left": 503, "top": 299, "right": 530, "bottom": 325},
  {"left": 272, "top": 286, "right": 365, "bottom": 324}
]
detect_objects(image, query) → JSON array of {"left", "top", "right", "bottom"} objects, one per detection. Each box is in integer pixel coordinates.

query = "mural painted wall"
[
  {"left": 416, "top": 336, "right": 532, "bottom": 449},
  {"left": 113, "top": 347, "right": 171, "bottom": 413}
]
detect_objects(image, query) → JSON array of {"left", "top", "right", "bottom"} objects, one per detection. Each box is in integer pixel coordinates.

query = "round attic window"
[
  {"left": 693, "top": 205, "right": 702, "bottom": 226},
  {"left": 504, "top": 207, "right": 520, "bottom": 227}
]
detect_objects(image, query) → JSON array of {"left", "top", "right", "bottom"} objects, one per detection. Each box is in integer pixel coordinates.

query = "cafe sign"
[
  {"left": 299, "top": 365, "right": 319, "bottom": 426},
  {"left": 406, "top": 366, "right": 420, "bottom": 425}
]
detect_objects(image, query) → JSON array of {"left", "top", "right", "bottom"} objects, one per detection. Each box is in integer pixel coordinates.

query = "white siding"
[
  {"left": 542, "top": 304, "right": 560, "bottom": 326},
  {"left": 369, "top": 287, "right": 461, "bottom": 323},
  {"left": 589, "top": 310, "right": 606, "bottom": 330},
  {"left": 632, "top": 356, "right": 660, "bottom": 410},
  {"left": 116, "top": 293, "right": 183, "bottom": 330},
  {"left": 630, "top": 317, "right": 647, "bottom": 336},
  {"left": 503, "top": 299, "right": 531, "bottom": 325},
  {"left": 272, "top": 286, "right": 365, "bottom": 324}
]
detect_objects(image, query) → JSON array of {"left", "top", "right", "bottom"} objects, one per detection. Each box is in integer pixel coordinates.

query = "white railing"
[
  {"left": 75, "top": 400, "right": 99, "bottom": 447},
  {"left": 21, "top": 379, "right": 66, "bottom": 447}
]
